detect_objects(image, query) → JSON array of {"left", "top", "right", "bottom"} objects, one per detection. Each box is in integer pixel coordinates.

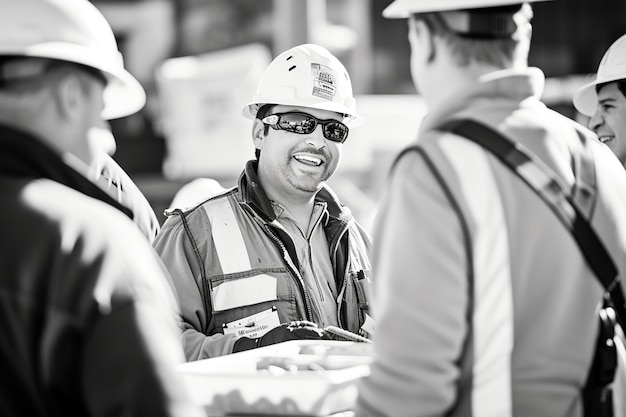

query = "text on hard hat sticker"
[{"left": 311, "top": 63, "right": 337, "bottom": 101}]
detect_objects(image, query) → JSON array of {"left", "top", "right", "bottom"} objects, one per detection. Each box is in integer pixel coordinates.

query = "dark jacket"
[{"left": 0, "top": 125, "right": 201, "bottom": 416}]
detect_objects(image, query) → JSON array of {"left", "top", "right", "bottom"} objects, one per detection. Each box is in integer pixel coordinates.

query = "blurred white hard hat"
[
  {"left": 383, "top": 0, "right": 552, "bottom": 18},
  {"left": 0, "top": 0, "right": 145, "bottom": 120},
  {"left": 242, "top": 43, "right": 363, "bottom": 127},
  {"left": 573, "top": 34, "right": 626, "bottom": 117}
]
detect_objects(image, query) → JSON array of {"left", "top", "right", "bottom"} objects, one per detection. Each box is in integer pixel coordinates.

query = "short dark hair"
[
  {"left": 596, "top": 79, "right": 626, "bottom": 98},
  {"left": 254, "top": 104, "right": 276, "bottom": 160},
  {"left": 411, "top": 4, "right": 531, "bottom": 67},
  {"left": 256, "top": 104, "right": 275, "bottom": 135}
]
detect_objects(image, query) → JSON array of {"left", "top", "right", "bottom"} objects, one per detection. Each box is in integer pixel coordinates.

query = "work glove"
[{"left": 232, "top": 321, "right": 330, "bottom": 353}]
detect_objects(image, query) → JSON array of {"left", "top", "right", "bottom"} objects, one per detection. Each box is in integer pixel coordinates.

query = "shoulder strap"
[{"left": 439, "top": 119, "right": 626, "bottom": 329}]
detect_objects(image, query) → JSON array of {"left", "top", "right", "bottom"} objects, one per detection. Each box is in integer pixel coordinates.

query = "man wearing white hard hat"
[
  {"left": 153, "top": 44, "right": 374, "bottom": 359},
  {"left": 0, "top": 0, "right": 204, "bottom": 415},
  {"left": 574, "top": 34, "right": 626, "bottom": 168},
  {"left": 356, "top": 1, "right": 626, "bottom": 416}
]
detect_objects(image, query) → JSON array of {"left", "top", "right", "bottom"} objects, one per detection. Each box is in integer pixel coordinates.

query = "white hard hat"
[
  {"left": 383, "top": 0, "right": 551, "bottom": 18},
  {"left": 242, "top": 43, "right": 363, "bottom": 127},
  {"left": 0, "top": 0, "right": 145, "bottom": 120},
  {"left": 573, "top": 34, "right": 626, "bottom": 117}
]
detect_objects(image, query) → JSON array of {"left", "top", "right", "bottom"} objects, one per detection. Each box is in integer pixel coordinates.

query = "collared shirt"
[{"left": 272, "top": 200, "right": 339, "bottom": 328}]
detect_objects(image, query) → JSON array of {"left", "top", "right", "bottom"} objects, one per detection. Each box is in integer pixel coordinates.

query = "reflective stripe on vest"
[
  {"left": 440, "top": 135, "right": 514, "bottom": 417},
  {"left": 202, "top": 198, "right": 251, "bottom": 274}
]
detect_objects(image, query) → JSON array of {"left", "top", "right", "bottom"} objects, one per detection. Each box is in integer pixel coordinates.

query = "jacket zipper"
[{"left": 264, "top": 224, "right": 314, "bottom": 322}]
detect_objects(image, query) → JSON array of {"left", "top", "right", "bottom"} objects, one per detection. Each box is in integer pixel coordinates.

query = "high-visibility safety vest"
[
  {"left": 154, "top": 161, "right": 374, "bottom": 360},
  {"left": 355, "top": 68, "right": 626, "bottom": 417}
]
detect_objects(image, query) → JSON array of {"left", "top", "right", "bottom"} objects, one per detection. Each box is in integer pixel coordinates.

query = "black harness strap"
[
  {"left": 439, "top": 118, "right": 624, "bottom": 417},
  {"left": 440, "top": 119, "right": 624, "bottom": 326}
]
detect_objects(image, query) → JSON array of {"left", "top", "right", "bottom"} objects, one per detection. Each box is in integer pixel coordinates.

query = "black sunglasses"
[{"left": 261, "top": 112, "right": 349, "bottom": 143}]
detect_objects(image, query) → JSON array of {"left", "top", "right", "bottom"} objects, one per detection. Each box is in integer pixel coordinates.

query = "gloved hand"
[{"left": 232, "top": 321, "right": 330, "bottom": 353}]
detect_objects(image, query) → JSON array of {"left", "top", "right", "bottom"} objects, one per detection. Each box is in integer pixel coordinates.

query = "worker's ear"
[
  {"left": 54, "top": 72, "right": 84, "bottom": 120},
  {"left": 252, "top": 118, "right": 265, "bottom": 151},
  {"left": 409, "top": 16, "right": 436, "bottom": 63}
]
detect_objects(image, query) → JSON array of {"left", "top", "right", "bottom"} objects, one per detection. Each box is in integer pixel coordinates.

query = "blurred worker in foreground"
[
  {"left": 153, "top": 43, "right": 374, "bottom": 359},
  {"left": 0, "top": 0, "right": 202, "bottom": 415},
  {"left": 356, "top": 1, "right": 626, "bottom": 416},
  {"left": 574, "top": 34, "right": 626, "bottom": 169}
]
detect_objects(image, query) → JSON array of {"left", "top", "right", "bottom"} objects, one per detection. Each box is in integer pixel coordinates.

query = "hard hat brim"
[
  {"left": 101, "top": 69, "right": 146, "bottom": 120},
  {"left": 572, "top": 81, "right": 597, "bottom": 117},
  {"left": 242, "top": 101, "right": 365, "bottom": 128},
  {"left": 383, "top": 0, "right": 552, "bottom": 18},
  {"left": 0, "top": 42, "right": 146, "bottom": 119}
]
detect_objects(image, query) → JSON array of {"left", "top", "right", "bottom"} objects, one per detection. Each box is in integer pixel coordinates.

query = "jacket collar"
[
  {"left": 238, "top": 159, "right": 352, "bottom": 224},
  {"left": 0, "top": 124, "right": 134, "bottom": 220},
  {"left": 420, "top": 67, "right": 545, "bottom": 133}
]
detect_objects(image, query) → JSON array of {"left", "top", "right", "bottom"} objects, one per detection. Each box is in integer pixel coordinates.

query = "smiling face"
[
  {"left": 588, "top": 82, "right": 626, "bottom": 168},
  {"left": 253, "top": 105, "right": 343, "bottom": 203}
]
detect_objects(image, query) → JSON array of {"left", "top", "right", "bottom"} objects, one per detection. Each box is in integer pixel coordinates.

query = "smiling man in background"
[
  {"left": 153, "top": 43, "right": 374, "bottom": 359},
  {"left": 574, "top": 34, "right": 626, "bottom": 168}
]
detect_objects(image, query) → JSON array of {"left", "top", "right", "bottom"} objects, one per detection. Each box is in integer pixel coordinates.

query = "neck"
[
  {"left": 0, "top": 103, "right": 76, "bottom": 162},
  {"left": 422, "top": 56, "right": 509, "bottom": 110},
  {"left": 269, "top": 190, "right": 316, "bottom": 230}
]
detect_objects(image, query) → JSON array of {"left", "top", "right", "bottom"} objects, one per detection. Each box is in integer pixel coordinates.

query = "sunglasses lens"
[
  {"left": 323, "top": 121, "right": 348, "bottom": 143},
  {"left": 277, "top": 113, "right": 316, "bottom": 134},
  {"left": 266, "top": 112, "right": 349, "bottom": 143}
]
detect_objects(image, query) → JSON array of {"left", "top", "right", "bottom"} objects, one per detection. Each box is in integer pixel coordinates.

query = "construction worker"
[
  {"left": 574, "top": 34, "right": 626, "bottom": 168},
  {"left": 153, "top": 43, "right": 374, "bottom": 359},
  {"left": 355, "top": 1, "right": 626, "bottom": 416},
  {"left": 0, "top": 0, "right": 202, "bottom": 415}
]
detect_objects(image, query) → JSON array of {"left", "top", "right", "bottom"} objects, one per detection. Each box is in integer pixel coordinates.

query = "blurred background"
[{"left": 91, "top": 0, "right": 626, "bottom": 230}]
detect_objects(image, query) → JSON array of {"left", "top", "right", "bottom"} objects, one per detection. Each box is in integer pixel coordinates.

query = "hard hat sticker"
[{"left": 311, "top": 63, "right": 336, "bottom": 101}]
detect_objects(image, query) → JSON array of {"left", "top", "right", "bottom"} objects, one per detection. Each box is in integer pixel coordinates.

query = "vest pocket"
[
  {"left": 209, "top": 268, "right": 304, "bottom": 335},
  {"left": 212, "top": 273, "right": 277, "bottom": 311}
]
